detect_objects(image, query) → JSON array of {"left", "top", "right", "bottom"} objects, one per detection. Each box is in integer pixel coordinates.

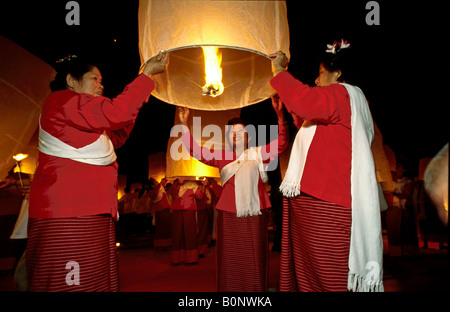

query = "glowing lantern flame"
[{"left": 201, "top": 46, "right": 224, "bottom": 97}]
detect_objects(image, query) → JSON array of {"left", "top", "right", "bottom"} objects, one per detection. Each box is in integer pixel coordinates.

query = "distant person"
[
  {"left": 170, "top": 178, "right": 202, "bottom": 265},
  {"left": 149, "top": 179, "right": 172, "bottom": 250},
  {"left": 195, "top": 179, "right": 214, "bottom": 257}
]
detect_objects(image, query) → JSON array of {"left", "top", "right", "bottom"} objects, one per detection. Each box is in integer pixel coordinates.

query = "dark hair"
[
  {"left": 226, "top": 117, "right": 247, "bottom": 127},
  {"left": 318, "top": 41, "right": 355, "bottom": 84},
  {"left": 50, "top": 56, "right": 96, "bottom": 92}
]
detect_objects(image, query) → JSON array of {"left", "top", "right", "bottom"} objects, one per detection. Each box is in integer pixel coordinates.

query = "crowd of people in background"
[{"left": 117, "top": 177, "right": 224, "bottom": 265}]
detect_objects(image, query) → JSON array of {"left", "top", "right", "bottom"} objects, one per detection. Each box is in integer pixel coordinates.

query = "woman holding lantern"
[
  {"left": 27, "top": 52, "right": 168, "bottom": 291},
  {"left": 178, "top": 98, "right": 288, "bottom": 292},
  {"left": 270, "top": 40, "right": 384, "bottom": 292}
]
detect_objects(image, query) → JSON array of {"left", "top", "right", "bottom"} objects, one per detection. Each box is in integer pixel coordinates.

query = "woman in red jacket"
[
  {"left": 270, "top": 40, "right": 384, "bottom": 292},
  {"left": 27, "top": 53, "right": 168, "bottom": 291},
  {"left": 178, "top": 98, "right": 288, "bottom": 292}
]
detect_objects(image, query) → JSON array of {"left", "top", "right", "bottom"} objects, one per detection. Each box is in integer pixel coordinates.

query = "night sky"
[{"left": 1, "top": 0, "right": 447, "bottom": 184}]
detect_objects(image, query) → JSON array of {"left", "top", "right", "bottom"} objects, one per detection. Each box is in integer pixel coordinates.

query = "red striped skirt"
[
  {"left": 216, "top": 210, "right": 268, "bottom": 292},
  {"left": 171, "top": 210, "right": 198, "bottom": 264},
  {"left": 26, "top": 214, "right": 119, "bottom": 292},
  {"left": 280, "top": 194, "right": 351, "bottom": 292},
  {"left": 197, "top": 208, "right": 210, "bottom": 256}
]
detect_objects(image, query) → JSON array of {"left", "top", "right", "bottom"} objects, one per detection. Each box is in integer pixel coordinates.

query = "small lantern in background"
[{"left": 13, "top": 153, "right": 28, "bottom": 187}]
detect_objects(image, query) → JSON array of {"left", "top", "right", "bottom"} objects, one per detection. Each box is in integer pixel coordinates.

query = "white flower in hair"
[
  {"left": 339, "top": 39, "right": 351, "bottom": 49},
  {"left": 326, "top": 39, "right": 351, "bottom": 55},
  {"left": 326, "top": 42, "right": 338, "bottom": 54}
]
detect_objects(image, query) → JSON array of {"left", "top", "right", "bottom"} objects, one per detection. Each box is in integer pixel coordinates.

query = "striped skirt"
[
  {"left": 216, "top": 210, "right": 268, "bottom": 292},
  {"left": 171, "top": 210, "right": 198, "bottom": 264},
  {"left": 197, "top": 208, "right": 210, "bottom": 256},
  {"left": 26, "top": 214, "right": 119, "bottom": 292},
  {"left": 280, "top": 194, "right": 351, "bottom": 292}
]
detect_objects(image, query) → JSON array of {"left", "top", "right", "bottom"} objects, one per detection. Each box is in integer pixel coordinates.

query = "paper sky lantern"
[
  {"left": 148, "top": 151, "right": 167, "bottom": 182},
  {"left": 0, "top": 35, "right": 55, "bottom": 181},
  {"left": 424, "top": 144, "right": 448, "bottom": 226},
  {"left": 138, "top": 0, "right": 290, "bottom": 111}
]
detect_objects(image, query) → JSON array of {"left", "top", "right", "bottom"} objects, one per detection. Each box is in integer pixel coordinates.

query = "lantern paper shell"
[
  {"left": 424, "top": 144, "right": 448, "bottom": 226},
  {"left": 138, "top": 0, "right": 290, "bottom": 110},
  {"left": 0, "top": 35, "right": 55, "bottom": 180}
]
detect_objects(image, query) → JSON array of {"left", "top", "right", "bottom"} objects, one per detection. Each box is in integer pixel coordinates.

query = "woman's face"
[
  {"left": 229, "top": 123, "right": 248, "bottom": 152},
  {"left": 315, "top": 63, "right": 341, "bottom": 87},
  {"left": 68, "top": 66, "right": 104, "bottom": 97}
]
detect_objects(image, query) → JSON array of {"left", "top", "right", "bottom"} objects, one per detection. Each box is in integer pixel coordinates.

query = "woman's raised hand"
[
  {"left": 269, "top": 51, "right": 289, "bottom": 76},
  {"left": 142, "top": 51, "right": 169, "bottom": 77},
  {"left": 178, "top": 106, "right": 190, "bottom": 125}
]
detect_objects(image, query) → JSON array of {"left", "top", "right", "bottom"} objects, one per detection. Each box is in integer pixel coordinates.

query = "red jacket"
[
  {"left": 170, "top": 180, "right": 203, "bottom": 211},
  {"left": 270, "top": 71, "right": 352, "bottom": 208},
  {"left": 29, "top": 74, "right": 155, "bottom": 218},
  {"left": 195, "top": 185, "right": 213, "bottom": 210},
  {"left": 149, "top": 184, "right": 170, "bottom": 213}
]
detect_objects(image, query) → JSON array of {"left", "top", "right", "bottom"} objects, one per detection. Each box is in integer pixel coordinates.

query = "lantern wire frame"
[{"left": 139, "top": 44, "right": 280, "bottom": 111}]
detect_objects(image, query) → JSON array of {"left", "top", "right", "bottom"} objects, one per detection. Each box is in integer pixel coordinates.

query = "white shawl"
[
  {"left": 280, "top": 83, "right": 384, "bottom": 292},
  {"left": 39, "top": 119, "right": 117, "bottom": 166},
  {"left": 220, "top": 146, "right": 268, "bottom": 217}
]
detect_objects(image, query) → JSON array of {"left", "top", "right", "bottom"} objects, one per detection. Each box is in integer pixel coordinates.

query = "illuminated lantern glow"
[
  {"left": 13, "top": 153, "right": 29, "bottom": 162},
  {"left": 424, "top": 144, "right": 448, "bottom": 226},
  {"left": 138, "top": 0, "right": 290, "bottom": 111},
  {"left": 0, "top": 35, "right": 55, "bottom": 180},
  {"left": 201, "top": 46, "right": 224, "bottom": 97}
]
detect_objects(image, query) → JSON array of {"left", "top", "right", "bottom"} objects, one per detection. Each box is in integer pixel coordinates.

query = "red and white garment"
[
  {"left": 220, "top": 146, "right": 268, "bottom": 217},
  {"left": 39, "top": 118, "right": 117, "bottom": 166},
  {"left": 280, "top": 82, "right": 384, "bottom": 292}
]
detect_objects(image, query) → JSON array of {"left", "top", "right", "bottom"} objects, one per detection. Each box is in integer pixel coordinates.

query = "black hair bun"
[{"left": 318, "top": 39, "right": 355, "bottom": 84}]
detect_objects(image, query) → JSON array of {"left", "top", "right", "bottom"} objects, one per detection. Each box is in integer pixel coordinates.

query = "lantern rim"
[
  {"left": 143, "top": 45, "right": 284, "bottom": 110},
  {"left": 141, "top": 44, "right": 280, "bottom": 67}
]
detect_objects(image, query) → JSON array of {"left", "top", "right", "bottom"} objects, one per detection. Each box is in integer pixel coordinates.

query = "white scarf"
[
  {"left": 220, "top": 146, "right": 268, "bottom": 217},
  {"left": 39, "top": 118, "right": 117, "bottom": 166},
  {"left": 280, "top": 83, "right": 384, "bottom": 292}
]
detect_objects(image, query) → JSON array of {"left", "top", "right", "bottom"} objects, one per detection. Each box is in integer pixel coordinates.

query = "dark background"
[{"left": 1, "top": 0, "right": 447, "bottom": 184}]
